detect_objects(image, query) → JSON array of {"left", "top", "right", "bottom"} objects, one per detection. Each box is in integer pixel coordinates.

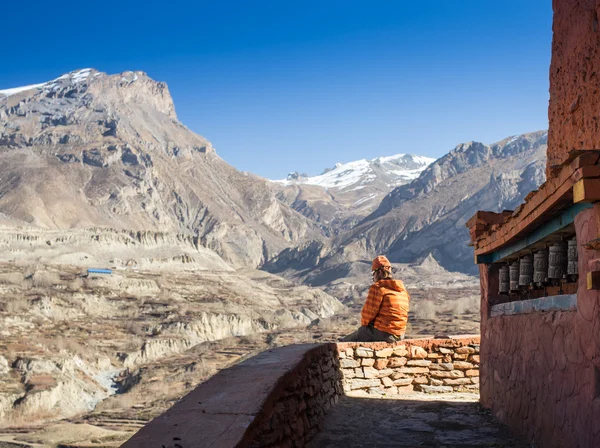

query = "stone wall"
[
  {"left": 121, "top": 343, "right": 342, "bottom": 448},
  {"left": 337, "top": 337, "right": 480, "bottom": 395},
  {"left": 478, "top": 204, "right": 600, "bottom": 448},
  {"left": 547, "top": 0, "right": 600, "bottom": 174}
]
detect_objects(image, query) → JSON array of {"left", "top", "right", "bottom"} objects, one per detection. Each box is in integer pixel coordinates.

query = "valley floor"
[{"left": 0, "top": 261, "right": 479, "bottom": 447}]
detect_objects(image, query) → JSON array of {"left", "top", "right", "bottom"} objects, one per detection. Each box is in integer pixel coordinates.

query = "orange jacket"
[{"left": 361, "top": 279, "right": 410, "bottom": 336}]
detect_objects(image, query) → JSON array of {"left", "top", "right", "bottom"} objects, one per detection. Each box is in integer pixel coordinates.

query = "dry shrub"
[
  {"left": 444, "top": 295, "right": 480, "bottom": 315},
  {"left": 4, "top": 297, "right": 29, "bottom": 313},
  {"left": 67, "top": 277, "right": 83, "bottom": 291},
  {"left": 412, "top": 300, "right": 437, "bottom": 319},
  {"left": 125, "top": 320, "right": 147, "bottom": 336},
  {"left": 0, "top": 272, "right": 25, "bottom": 286},
  {"left": 31, "top": 271, "right": 61, "bottom": 288},
  {"left": 46, "top": 336, "right": 88, "bottom": 357}
]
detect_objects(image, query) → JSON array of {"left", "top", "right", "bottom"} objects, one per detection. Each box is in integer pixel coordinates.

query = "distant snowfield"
[
  {"left": 0, "top": 68, "right": 96, "bottom": 99},
  {"left": 0, "top": 83, "right": 46, "bottom": 98},
  {"left": 273, "top": 154, "right": 436, "bottom": 190}
]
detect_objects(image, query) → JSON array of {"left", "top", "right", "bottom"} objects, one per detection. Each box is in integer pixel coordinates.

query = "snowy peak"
[{"left": 275, "top": 153, "right": 435, "bottom": 190}]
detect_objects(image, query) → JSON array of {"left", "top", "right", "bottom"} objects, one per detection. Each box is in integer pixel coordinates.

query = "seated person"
[{"left": 341, "top": 255, "right": 410, "bottom": 343}]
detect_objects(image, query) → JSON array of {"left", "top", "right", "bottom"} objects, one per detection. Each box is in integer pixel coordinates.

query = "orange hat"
[{"left": 371, "top": 255, "right": 391, "bottom": 272}]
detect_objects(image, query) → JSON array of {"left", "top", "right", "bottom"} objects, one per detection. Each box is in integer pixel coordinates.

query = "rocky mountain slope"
[
  {"left": 0, "top": 69, "right": 324, "bottom": 268},
  {"left": 271, "top": 154, "right": 434, "bottom": 233},
  {"left": 265, "top": 131, "right": 547, "bottom": 286}
]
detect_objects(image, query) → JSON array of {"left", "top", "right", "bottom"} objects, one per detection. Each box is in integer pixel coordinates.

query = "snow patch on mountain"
[
  {"left": 0, "top": 69, "right": 96, "bottom": 99},
  {"left": 274, "top": 154, "right": 436, "bottom": 190}
]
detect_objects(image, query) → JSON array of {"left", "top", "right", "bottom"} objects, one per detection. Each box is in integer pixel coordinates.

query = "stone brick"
[
  {"left": 452, "top": 353, "right": 469, "bottom": 360},
  {"left": 465, "top": 369, "right": 479, "bottom": 377},
  {"left": 410, "top": 346, "right": 428, "bottom": 359},
  {"left": 396, "top": 384, "right": 414, "bottom": 393},
  {"left": 382, "top": 377, "right": 394, "bottom": 387},
  {"left": 375, "top": 348, "right": 394, "bottom": 358},
  {"left": 345, "top": 348, "right": 354, "bottom": 358},
  {"left": 349, "top": 378, "right": 381, "bottom": 390},
  {"left": 338, "top": 350, "right": 346, "bottom": 359},
  {"left": 453, "top": 361, "right": 475, "bottom": 370},
  {"left": 420, "top": 385, "right": 453, "bottom": 393},
  {"left": 374, "top": 359, "right": 389, "bottom": 370},
  {"left": 387, "top": 357, "right": 407, "bottom": 368},
  {"left": 393, "top": 347, "right": 408, "bottom": 357},
  {"left": 429, "top": 363, "right": 454, "bottom": 371},
  {"left": 439, "top": 347, "right": 453, "bottom": 354},
  {"left": 442, "top": 378, "right": 473, "bottom": 386},
  {"left": 364, "top": 367, "right": 393, "bottom": 379},
  {"left": 412, "top": 376, "right": 428, "bottom": 385},
  {"left": 384, "top": 386, "right": 398, "bottom": 395},
  {"left": 455, "top": 346, "right": 476, "bottom": 354},
  {"left": 340, "top": 358, "right": 360, "bottom": 369},
  {"left": 399, "top": 367, "right": 429, "bottom": 374},
  {"left": 390, "top": 372, "right": 406, "bottom": 381},
  {"left": 430, "top": 378, "right": 443, "bottom": 386},
  {"left": 427, "top": 353, "right": 442, "bottom": 359},
  {"left": 430, "top": 370, "right": 464, "bottom": 379},
  {"left": 393, "top": 377, "right": 413, "bottom": 386},
  {"left": 343, "top": 370, "right": 356, "bottom": 379},
  {"left": 367, "top": 387, "right": 385, "bottom": 396},
  {"left": 354, "top": 368, "right": 365, "bottom": 378},
  {"left": 469, "top": 355, "right": 480, "bottom": 364},
  {"left": 470, "top": 377, "right": 479, "bottom": 385},
  {"left": 361, "top": 358, "right": 375, "bottom": 367},
  {"left": 407, "top": 359, "right": 432, "bottom": 367},
  {"left": 355, "top": 348, "right": 374, "bottom": 358},
  {"left": 442, "top": 355, "right": 452, "bottom": 363}
]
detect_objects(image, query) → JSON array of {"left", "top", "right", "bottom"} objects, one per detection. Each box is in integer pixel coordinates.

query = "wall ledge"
[{"left": 490, "top": 294, "right": 577, "bottom": 317}]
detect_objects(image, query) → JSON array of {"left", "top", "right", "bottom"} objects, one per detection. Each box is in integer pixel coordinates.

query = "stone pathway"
[{"left": 309, "top": 392, "right": 527, "bottom": 448}]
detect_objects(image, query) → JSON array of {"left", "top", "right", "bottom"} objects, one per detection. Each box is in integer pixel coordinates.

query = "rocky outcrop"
[{"left": 0, "top": 69, "right": 325, "bottom": 268}]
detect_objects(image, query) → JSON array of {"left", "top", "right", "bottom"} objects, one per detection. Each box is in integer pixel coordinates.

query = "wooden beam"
[
  {"left": 587, "top": 271, "right": 600, "bottom": 290},
  {"left": 573, "top": 178, "right": 600, "bottom": 203}
]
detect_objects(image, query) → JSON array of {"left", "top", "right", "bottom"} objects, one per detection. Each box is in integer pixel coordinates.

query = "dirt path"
[{"left": 310, "top": 392, "right": 527, "bottom": 448}]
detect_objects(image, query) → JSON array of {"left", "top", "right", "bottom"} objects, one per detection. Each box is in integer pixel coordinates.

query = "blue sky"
[{"left": 2, "top": 0, "right": 552, "bottom": 179}]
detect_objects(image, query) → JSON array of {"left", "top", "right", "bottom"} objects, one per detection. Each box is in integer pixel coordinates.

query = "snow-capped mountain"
[
  {"left": 271, "top": 154, "right": 436, "bottom": 234},
  {"left": 274, "top": 154, "right": 435, "bottom": 191}
]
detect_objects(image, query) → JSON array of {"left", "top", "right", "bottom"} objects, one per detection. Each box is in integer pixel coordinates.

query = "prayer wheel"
[
  {"left": 519, "top": 254, "right": 533, "bottom": 286},
  {"left": 509, "top": 260, "right": 520, "bottom": 291},
  {"left": 548, "top": 241, "right": 568, "bottom": 279},
  {"left": 567, "top": 237, "right": 578, "bottom": 277},
  {"left": 499, "top": 265, "right": 509, "bottom": 294},
  {"left": 533, "top": 249, "right": 549, "bottom": 285}
]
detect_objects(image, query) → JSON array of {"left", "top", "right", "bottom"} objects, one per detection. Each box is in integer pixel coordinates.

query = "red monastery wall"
[
  {"left": 469, "top": 2, "right": 600, "bottom": 445},
  {"left": 548, "top": 0, "right": 600, "bottom": 174},
  {"left": 478, "top": 205, "right": 600, "bottom": 447}
]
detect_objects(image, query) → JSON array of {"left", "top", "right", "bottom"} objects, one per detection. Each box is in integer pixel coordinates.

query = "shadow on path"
[{"left": 309, "top": 393, "right": 527, "bottom": 448}]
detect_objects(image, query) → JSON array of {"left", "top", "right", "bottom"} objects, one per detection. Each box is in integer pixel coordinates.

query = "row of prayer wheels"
[{"left": 498, "top": 237, "right": 578, "bottom": 294}]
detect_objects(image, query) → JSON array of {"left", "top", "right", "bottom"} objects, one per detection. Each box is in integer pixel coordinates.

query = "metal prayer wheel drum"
[
  {"left": 519, "top": 254, "right": 533, "bottom": 286},
  {"left": 499, "top": 265, "right": 510, "bottom": 294},
  {"left": 567, "top": 237, "right": 578, "bottom": 276},
  {"left": 533, "top": 249, "right": 549, "bottom": 285},
  {"left": 548, "top": 242, "right": 568, "bottom": 279},
  {"left": 509, "top": 261, "right": 520, "bottom": 291}
]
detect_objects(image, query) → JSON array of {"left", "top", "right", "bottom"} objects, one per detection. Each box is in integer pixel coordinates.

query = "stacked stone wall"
[
  {"left": 249, "top": 344, "right": 342, "bottom": 447},
  {"left": 121, "top": 343, "right": 342, "bottom": 448},
  {"left": 337, "top": 337, "right": 479, "bottom": 396}
]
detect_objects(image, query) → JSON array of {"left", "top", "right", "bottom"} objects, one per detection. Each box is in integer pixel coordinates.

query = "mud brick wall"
[
  {"left": 337, "top": 336, "right": 480, "bottom": 395},
  {"left": 547, "top": 0, "right": 600, "bottom": 174},
  {"left": 250, "top": 345, "right": 342, "bottom": 447},
  {"left": 478, "top": 204, "right": 600, "bottom": 448},
  {"left": 121, "top": 343, "right": 342, "bottom": 448}
]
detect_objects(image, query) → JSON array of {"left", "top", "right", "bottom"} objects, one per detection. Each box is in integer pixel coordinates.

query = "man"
[{"left": 341, "top": 255, "right": 410, "bottom": 343}]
